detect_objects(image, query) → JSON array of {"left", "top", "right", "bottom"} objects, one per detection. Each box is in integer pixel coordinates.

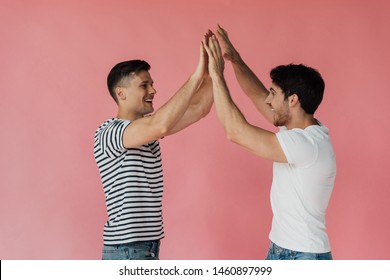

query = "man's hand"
[
  {"left": 203, "top": 34, "right": 225, "bottom": 81},
  {"left": 193, "top": 30, "right": 213, "bottom": 82},
  {"left": 216, "top": 24, "right": 241, "bottom": 63}
]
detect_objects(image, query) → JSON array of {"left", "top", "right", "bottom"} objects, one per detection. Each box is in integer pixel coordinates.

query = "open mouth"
[{"left": 144, "top": 97, "right": 153, "bottom": 104}]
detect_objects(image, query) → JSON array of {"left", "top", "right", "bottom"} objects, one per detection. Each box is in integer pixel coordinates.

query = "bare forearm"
[
  {"left": 233, "top": 58, "right": 268, "bottom": 97},
  {"left": 153, "top": 74, "right": 203, "bottom": 134},
  {"left": 188, "top": 77, "right": 213, "bottom": 117},
  {"left": 121, "top": 73, "right": 204, "bottom": 148},
  {"left": 212, "top": 75, "right": 247, "bottom": 140},
  {"left": 212, "top": 74, "right": 285, "bottom": 162},
  {"left": 166, "top": 77, "right": 213, "bottom": 135},
  {"left": 230, "top": 57, "right": 273, "bottom": 123}
]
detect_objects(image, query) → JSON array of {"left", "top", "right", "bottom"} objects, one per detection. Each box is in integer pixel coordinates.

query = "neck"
[
  {"left": 286, "top": 113, "right": 316, "bottom": 130},
  {"left": 116, "top": 107, "right": 142, "bottom": 121}
]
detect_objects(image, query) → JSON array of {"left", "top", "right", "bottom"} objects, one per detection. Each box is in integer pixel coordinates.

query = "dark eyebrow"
[{"left": 269, "top": 87, "right": 276, "bottom": 92}]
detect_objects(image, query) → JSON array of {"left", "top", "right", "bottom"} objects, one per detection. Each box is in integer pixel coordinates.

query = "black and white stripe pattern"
[{"left": 94, "top": 118, "right": 164, "bottom": 244}]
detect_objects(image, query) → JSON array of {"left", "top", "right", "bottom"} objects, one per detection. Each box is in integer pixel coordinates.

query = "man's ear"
[
  {"left": 289, "top": 93, "right": 299, "bottom": 107},
  {"left": 115, "top": 86, "right": 125, "bottom": 101}
]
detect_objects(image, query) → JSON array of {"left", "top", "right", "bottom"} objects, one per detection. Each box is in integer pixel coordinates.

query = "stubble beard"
[{"left": 273, "top": 105, "right": 290, "bottom": 127}]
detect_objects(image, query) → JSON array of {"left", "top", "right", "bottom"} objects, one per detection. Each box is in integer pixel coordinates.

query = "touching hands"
[
  {"left": 203, "top": 32, "right": 225, "bottom": 81},
  {"left": 216, "top": 24, "right": 241, "bottom": 64},
  {"left": 196, "top": 25, "right": 243, "bottom": 82},
  {"left": 194, "top": 30, "right": 214, "bottom": 82}
]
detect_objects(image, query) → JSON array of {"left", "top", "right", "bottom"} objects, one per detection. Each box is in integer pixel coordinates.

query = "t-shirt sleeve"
[
  {"left": 98, "top": 119, "right": 130, "bottom": 158},
  {"left": 276, "top": 128, "right": 317, "bottom": 167}
]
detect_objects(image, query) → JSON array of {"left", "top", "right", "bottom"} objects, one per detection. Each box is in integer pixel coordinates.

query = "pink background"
[{"left": 1, "top": 0, "right": 389, "bottom": 260}]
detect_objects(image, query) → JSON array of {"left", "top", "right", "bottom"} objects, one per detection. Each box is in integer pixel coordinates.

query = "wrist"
[
  {"left": 231, "top": 53, "right": 243, "bottom": 65},
  {"left": 211, "top": 73, "right": 226, "bottom": 85},
  {"left": 189, "top": 73, "right": 204, "bottom": 90},
  {"left": 191, "top": 70, "right": 204, "bottom": 81}
]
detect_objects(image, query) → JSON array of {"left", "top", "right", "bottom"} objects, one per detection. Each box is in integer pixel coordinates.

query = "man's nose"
[
  {"left": 149, "top": 86, "right": 157, "bottom": 94},
  {"left": 265, "top": 94, "right": 271, "bottom": 104}
]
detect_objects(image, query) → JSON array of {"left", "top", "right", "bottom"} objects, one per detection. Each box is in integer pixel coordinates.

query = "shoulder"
[
  {"left": 304, "top": 123, "right": 331, "bottom": 142},
  {"left": 277, "top": 124, "right": 329, "bottom": 143},
  {"left": 276, "top": 127, "right": 312, "bottom": 145},
  {"left": 94, "top": 118, "right": 132, "bottom": 157},
  {"left": 276, "top": 126, "right": 317, "bottom": 165},
  {"left": 95, "top": 118, "right": 130, "bottom": 135}
]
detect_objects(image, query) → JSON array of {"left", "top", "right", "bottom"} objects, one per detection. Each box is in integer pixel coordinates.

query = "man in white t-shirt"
[{"left": 204, "top": 25, "right": 336, "bottom": 260}]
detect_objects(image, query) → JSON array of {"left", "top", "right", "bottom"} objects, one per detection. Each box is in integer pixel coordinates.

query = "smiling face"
[
  {"left": 265, "top": 83, "right": 291, "bottom": 127},
  {"left": 117, "top": 70, "right": 157, "bottom": 120}
]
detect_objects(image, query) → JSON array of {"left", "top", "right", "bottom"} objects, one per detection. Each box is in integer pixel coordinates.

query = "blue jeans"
[
  {"left": 266, "top": 242, "right": 333, "bottom": 260},
  {"left": 102, "top": 240, "right": 160, "bottom": 260}
]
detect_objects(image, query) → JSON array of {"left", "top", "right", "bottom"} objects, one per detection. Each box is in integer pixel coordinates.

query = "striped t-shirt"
[{"left": 94, "top": 118, "right": 165, "bottom": 245}]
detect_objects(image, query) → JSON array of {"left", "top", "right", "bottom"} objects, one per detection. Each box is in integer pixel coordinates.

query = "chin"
[
  {"left": 273, "top": 117, "right": 280, "bottom": 127},
  {"left": 145, "top": 105, "right": 154, "bottom": 114},
  {"left": 273, "top": 119, "right": 286, "bottom": 127}
]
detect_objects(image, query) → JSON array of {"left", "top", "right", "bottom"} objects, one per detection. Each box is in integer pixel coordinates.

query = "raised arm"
[
  {"left": 121, "top": 42, "right": 208, "bottom": 148},
  {"left": 166, "top": 32, "right": 214, "bottom": 135},
  {"left": 165, "top": 76, "right": 213, "bottom": 135},
  {"left": 204, "top": 34, "right": 286, "bottom": 162},
  {"left": 216, "top": 25, "right": 273, "bottom": 124}
]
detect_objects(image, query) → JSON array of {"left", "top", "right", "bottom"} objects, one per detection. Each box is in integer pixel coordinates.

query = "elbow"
[
  {"left": 225, "top": 127, "right": 239, "bottom": 143},
  {"left": 159, "top": 125, "right": 170, "bottom": 136},
  {"left": 224, "top": 120, "right": 246, "bottom": 143},
  {"left": 226, "top": 133, "right": 235, "bottom": 142},
  {"left": 200, "top": 105, "right": 212, "bottom": 119},
  {"left": 193, "top": 101, "right": 212, "bottom": 119},
  {"left": 153, "top": 120, "right": 170, "bottom": 137}
]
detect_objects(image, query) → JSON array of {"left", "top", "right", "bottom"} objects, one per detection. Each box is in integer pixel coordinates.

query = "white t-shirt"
[{"left": 269, "top": 123, "right": 336, "bottom": 253}]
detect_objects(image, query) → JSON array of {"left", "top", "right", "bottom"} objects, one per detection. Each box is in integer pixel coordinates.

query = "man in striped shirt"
[{"left": 94, "top": 35, "right": 213, "bottom": 260}]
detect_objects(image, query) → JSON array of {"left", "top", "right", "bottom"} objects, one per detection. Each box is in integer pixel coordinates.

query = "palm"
[
  {"left": 223, "top": 49, "right": 235, "bottom": 61},
  {"left": 217, "top": 25, "right": 239, "bottom": 62}
]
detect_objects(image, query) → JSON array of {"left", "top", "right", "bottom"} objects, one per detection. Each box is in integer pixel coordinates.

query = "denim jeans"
[
  {"left": 266, "top": 242, "right": 333, "bottom": 260},
  {"left": 102, "top": 240, "right": 160, "bottom": 260}
]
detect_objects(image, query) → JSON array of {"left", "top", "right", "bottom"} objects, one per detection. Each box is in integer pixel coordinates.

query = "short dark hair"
[
  {"left": 107, "top": 60, "right": 151, "bottom": 103},
  {"left": 270, "top": 64, "right": 325, "bottom": 115}
]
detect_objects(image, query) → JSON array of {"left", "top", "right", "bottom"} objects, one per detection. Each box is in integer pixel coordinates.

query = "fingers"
[
  {"left": 197, "top": 42, "right": 205, "bottom": 69},
  {"left": 215, "top": 25, "right": 231, "bottom": 55},
  {"left": 203, "top": 30, "right": 225, "bottom": 70},
  {"left": 203, "top": 29, "right": 214, "bottom": 49},
  {"left": 216, "top": 24, "right": 228, "bottom": 41},
  {"left": 211, "top": 35, "right": 222, "bottom": 58},
  {"left": 194, "top": 39, "right": 208, "bottom": 79},
  {"left": 203, "top": 38, "right": 211, "bottom": 56},
  {"left": 207, "top": 36, "right": 224, "bottom": 70},
  {"left": 201, "top": 38, "right": 209, "bottom": 75},
  {"left": 202, "top": 36, "right": 214, "bottom": 61},
  {"left": 204, "top": 35, "right": 218, "bottom": 58},
  {"left": 200, "top": 41, "right": 205, "bottom": 62}
]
